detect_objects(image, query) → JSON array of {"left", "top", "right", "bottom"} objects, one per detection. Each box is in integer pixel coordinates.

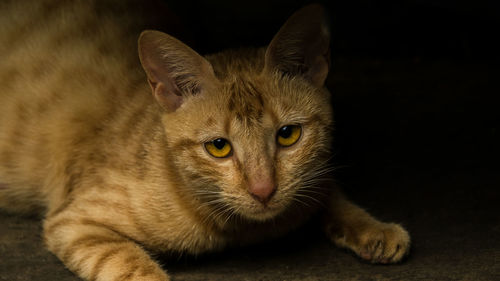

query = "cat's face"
[
  {"left": 138, "top": 5, "right": 331, "bottom": 223},
  {"left": 163, "top": 71, "right": 332, "bottom": 222}
]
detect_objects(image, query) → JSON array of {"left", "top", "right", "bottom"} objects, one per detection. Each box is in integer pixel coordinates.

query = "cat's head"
[{"left": 138, "top": 5, "right": 333, "bottom": 223}]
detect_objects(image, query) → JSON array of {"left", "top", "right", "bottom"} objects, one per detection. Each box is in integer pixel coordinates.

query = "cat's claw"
[
  {"left": 327, "top": 221, "right": 410, "bottom": 264},
  {"left": 354, "top": 223, "right": 410, "bottom": 264}
]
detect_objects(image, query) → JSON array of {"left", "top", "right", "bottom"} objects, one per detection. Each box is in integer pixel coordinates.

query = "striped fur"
[{"left": 0, "top": 2, "right": 410, "bottom": 280}]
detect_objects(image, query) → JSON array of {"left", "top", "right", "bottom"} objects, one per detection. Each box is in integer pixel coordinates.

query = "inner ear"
[
  {"left": 264, "top": 4, "right": 330, "bottom": 88},
  {"left": 138, "top": 30, "right": 218, "bottom": 112}
]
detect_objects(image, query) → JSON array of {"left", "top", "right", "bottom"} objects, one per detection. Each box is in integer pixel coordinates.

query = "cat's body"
[{"left": 0, "top": 1, "right": 410, "bottom": 280}]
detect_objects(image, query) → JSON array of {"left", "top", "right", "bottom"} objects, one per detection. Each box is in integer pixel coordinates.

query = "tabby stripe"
[
  {"left": 0, "top": 149, "right": 14, "bottom": 170},
  {"left": 123, "top": 254, "right": 141, "bottom": 265},
  {"left": 62, "top": 235, "right": 128, "bottom": 264},
  {"left": 267, "top": 107, "right": 280, "bottom": 125},
  {"left": 224, "top": 117, "right": 231, "bottom": 135},
  {"left": 45, "top": 217, "right": 128, "bottom": 244},
  {"left": 62, "top": 158, "right": 82, "bottom": 196},
  {"left": 2, "top": 0, "right": 73, "bottom": 56},
  {"left": 80, "top": 199, "right": 129, "bottom": 212},
  {"left": 114, "top": 263, "right": 140, "bottom": 281},
  {"left": 89, "top": 246, "right": 124, "bottom": 281},
  {"left": 136, "top": 264, "right": 159, "bottom": 279},
  {"left": 0, "top": 68, "right": 20, "bottom": 92},
  {"left": 133, "top": 111, "right": 159, "bottom": 179},
  {"left": 11, "top": 102, "right": 28, "bottom": 142},
  {"left": 71, "top": 252, "right": 95, "bottom": 276},
  {"left": 114, "top": 252, "right": 147, "bottom": 280},
  {"left": 186, "top": 154, "right": 223, "bottom": 180},
  {"left": 44, "top": 217, "right": 76, "bottom": 237},
  {"left": 78, "top": 219, "right": 132, "bottom": 240},
  {"left": 47, "top": 196, "right": 76, "bottom": 217},
  {"left": 47, "top": 11, "right": 101, "bottom": 53},
  {"left": 173, "top": 138, "right": 198, "bottom": 151},
  {"left": 106, "top": 185, "right": 130, "bottom": 198},
  {"left": 306, "top": 113, "right": 329, "bottom": 129},
  {"left": 205, "top": 117, "right": 216, "bottom": 127},
  {"left": 118, "top": 104, "right": 147, "bottom": 141},
  {"left": 113, "top": 256, "right": 159, "bottom": 281}
]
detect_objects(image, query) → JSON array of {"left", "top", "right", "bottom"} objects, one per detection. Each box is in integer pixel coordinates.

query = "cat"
[{"left": 0, "top": 1, "right": 410, "bottom": 280}]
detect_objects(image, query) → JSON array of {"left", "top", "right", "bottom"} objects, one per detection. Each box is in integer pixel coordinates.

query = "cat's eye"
[
  {"left": 204, "top": 138, "right": 232, "bottom": 158},
  {"left": 276, "top": 125, "right": 302, "bottom": 147}
]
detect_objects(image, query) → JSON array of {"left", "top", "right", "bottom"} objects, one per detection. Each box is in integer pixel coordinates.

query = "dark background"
[
  {"left": 168, "top": 0, "right": 500, "bottom": 59},
  {"left": 1, "top": 1, "right": 499, "bottom": 280},
  {"left": 164, "top": 0, "right": 500, "bottom": 173}
]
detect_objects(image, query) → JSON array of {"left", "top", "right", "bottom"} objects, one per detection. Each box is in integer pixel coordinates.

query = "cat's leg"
[
  {"left": 43, "top": 208, "right": 169, "bottom": 281},
  {"left": 323, "top": 187, "right": 410, "bottom": 263}
]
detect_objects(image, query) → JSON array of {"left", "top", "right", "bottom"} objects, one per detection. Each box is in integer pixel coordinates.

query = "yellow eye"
[
  {"left": 277, "top": 125, "right": 302, "bottom": 147},
  {"left": 204, "top": 138, "right": 232, "bottom": 158}
]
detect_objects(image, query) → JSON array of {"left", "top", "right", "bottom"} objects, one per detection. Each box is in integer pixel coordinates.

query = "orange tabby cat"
[{"left": 0, "top": 1, "right": 410, "bottom": 280}]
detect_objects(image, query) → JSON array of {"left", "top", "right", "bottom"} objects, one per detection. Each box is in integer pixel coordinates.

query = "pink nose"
[{"left": 248, "top": 180, "right": 276, "bottom": 205}]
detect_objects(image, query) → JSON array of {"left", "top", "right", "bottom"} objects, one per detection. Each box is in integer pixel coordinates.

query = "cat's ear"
[
  {"left": 264, "top": 4, "right": 330, "bottom": 88},
  {"left": 138, "top": 30, "right": 218, "bottom": 112}
]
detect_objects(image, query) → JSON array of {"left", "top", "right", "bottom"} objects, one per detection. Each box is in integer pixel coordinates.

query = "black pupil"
[
  {"left": 213, "top": 138, "right": 226, "bottom": 149},
  {"left": 279, "top": 126, "right": 293, "bottom": 138}
]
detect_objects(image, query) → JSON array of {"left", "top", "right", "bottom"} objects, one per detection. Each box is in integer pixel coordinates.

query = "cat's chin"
[{"left": 238, "top": 205, "right": 285, "bottom": 222}]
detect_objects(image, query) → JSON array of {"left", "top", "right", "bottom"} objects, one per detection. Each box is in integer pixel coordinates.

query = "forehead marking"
[
  {"left": 227, "top": 79, "right": 265, "bottom": 128},
  {"left": 205, "top": 117, "right": 216, "bottom": 127}
]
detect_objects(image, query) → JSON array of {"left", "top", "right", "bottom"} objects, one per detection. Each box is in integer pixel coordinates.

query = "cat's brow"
[{"left": 173, "top": 138, "right": 199, "bottom": 150}]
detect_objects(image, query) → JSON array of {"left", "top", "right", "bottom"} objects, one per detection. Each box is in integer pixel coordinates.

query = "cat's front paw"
[
  {"left": 356, "top": 223, "right": 410, "bottom": 264},
  {"left": 328, "top": 222, "right": 410, "bottom": 264}
]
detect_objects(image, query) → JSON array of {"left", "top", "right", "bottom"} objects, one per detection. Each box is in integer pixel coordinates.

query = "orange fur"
[{"left": 0, "top": 2, "right": 410, "bottom": 280}]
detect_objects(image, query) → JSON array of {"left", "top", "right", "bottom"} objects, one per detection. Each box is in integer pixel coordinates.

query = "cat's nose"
[{"left": 248, "top": 180, "right": 276, "bottom": 205}]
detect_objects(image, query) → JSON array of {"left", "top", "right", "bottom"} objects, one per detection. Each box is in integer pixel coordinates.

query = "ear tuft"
[
  {"left": 138, "top": 30, "right": 217, "bottom": 112},
  {"left": 264, "top": 4, "right": 330, "bottom": 88}
]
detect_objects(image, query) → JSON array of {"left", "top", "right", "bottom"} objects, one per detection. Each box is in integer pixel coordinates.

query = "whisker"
[
  {"left": 294, "top": 192, "right": 324, "bottom": 206},
  {"left": 291, "top": 197, "right": 312, "bottom": 208}
]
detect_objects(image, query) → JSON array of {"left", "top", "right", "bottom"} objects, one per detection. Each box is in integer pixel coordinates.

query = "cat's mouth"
[{"left": 238, "top": 201, "right": 286, "bottom": 222}]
